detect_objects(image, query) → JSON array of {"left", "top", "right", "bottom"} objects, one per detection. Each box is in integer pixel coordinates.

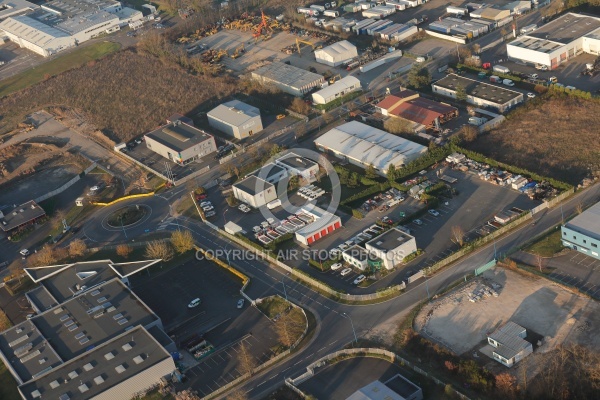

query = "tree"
[
  {"left": 68, "top": 239, "right": 87, "bottom": 258},
  {"left": 8, "top": 260, "right": 24, "bottom": 283},
  {"left": 459, "top": 125, "right": 478, "bottom": 142},
  {"left": 536, "top": 254, "right": 544, "bottom": 273},
  {"left": 289, "top": 97, "right": 311, "bottom": 115},
  {"left": 451, "top": 226, "right": 465, "bottom": 246},
  {"left": 407, "top": 64, "right": 431, "bottom": 90},
  {"left": 28, "top": 245, "right": 57, "bottom": 267},
  {"left": 226, "top": 194, "right": 239, "bottom": 207},
  {"left": 0, "top": 308, "right": 10, "bottom": 331},
  {"left": 171, "top": 230, "right": 195, "bottom": 254},
  {"left": 534, "top": 84, "right": 548, "bottom": 94},
  {"left": 365, "top": 164, "right": 377, "bottom": 179},
  {"left": 384, "top": 117, "right": 412, "bottom": 134},
  {"left": 51, "top": 209, "right": 67, "bottom": 231},
  {"left": 457, "top": 46, "right": 472, "bottom": 62},
  {"left": 145, "top": 240, "right": 174, "bottom": 261},
  {"left": 576, "top": 202, "right": 583, "bottom": 214},
  {"left": 275, "top": 310, "right": 306, "bottom": 348},
  {"left": 495, "top": 372, "right": 518, "bottom": 399},
  {"left": 226, "top": 389, "right": 249, "bottom": 400},
  {"left": 116, "top": 244, "right": 132, "bottom": 259},
  {"left": 269, "top": 144, "right": 283, "bottom": 157},
  {"left": 472, "top": 43, "right": 481, "bottom": 55},
  {"left": 455, "top": 84, "right": 467, "bottom": 102},
  {"left": 237, "top": 342, "right": 257, "bottom": 376},
  {"left": 288, "top": 174, "right": 300, "bottom": 191},
  {"left": 386, "top": 164, "right": 397, "bottom": 182}
]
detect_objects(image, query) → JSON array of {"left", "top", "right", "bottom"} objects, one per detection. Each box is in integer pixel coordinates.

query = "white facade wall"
[
  {"left": 207, "top": 113, "right": 263, "bottom": 140},
  {"left": 432, "top": 84, "right": 523, "bottom": 113},
  {"left": 312, "top": 76, "right": 361, "bottom": 104},
  {"left": 366, "top": 236, "right": 417, "bottom": 270},
  {"left": 232, "top": 186, "right": 277, "bottom": 208},
  {"left": 144, "top": 135, "right": 217, "bottom": 165},
  {"left": 582, "top": 36, "right": 600, "bottom": 55}
]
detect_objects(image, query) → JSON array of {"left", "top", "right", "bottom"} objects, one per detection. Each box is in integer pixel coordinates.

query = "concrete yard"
[{"left": 415, "top": 267, "right": 600, "bottom": 355}]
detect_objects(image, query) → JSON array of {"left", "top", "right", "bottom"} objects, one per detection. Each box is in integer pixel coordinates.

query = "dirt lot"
[
  {"left": 465, "top": 95, "right": 600, "bottom": 185},
  {"left": 415, "top": 267, "right": 600, "bottom": 355}
]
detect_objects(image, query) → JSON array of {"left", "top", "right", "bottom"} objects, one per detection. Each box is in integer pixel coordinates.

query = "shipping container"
[
  {"left": 352, "top": 18, "right": 375, "bottom": 33},
  {"left": 298, "top": 7, "right": 319, "bottom": 16},
  {"left": 324, "top": 10, "right": 339, "bottom": 17},
  {"left": 310, "top": 5, "right": 326, "bottom": 12},
  {"left": 492, "top": 65, "right": 510, "bottom": 74},
  {"left": 447, "top": 6, "right": 469, "bottom": 15},
  {"left": 362, "top": 10, "right": 385, "bottom": 19}
]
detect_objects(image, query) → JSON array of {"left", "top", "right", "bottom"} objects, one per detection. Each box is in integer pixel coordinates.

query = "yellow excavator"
[
  {"left": 296, "top": 38, "right": 316, "bottom": 56},
  {"left": 329, "top": 74, "right": 341, "bottom": 84},
  {"left": 230, "top": 44, "right": 245, "bottom": 59}
]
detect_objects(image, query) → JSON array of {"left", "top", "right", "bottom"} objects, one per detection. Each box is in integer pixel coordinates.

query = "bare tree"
[
  {"left": 51, "top": 209, "right": 67, "bottom": 231},
  {"left": 495, "top": 372, "right": 518, "bottom": 399},
  {"left": 116, "top": 244, "right": 132, "bottom": 259},
  {"left": 28, "top": 245, "right": 57, "bottom": 267},
  {"left": 0, "top": 308, "right": 10, "bottom": 331},
  {"left": 450, "top": 226, "right": 465, "bottom": 247},
  {"left": 576, "top": 202, "right": 584, "bottom": 214},
  {"left": 171, "top": 230, "right": 195, "bottom": 254},
  {"left": 274, "top": 309, "right": 306, "bottom": 348},
  {"left": 8, "top": 260, "right": 24, "bottom": 283},
  {"left": 459, "top": 125, "right": 478, "bottom": 142},
  {"left": 68, "top": 239, "right": 87, "bottom": 258},
  {"left": 226, "top": 389, "right": 248, "bottom": 400},
  {"left": 535, "top": 254, "right": 544, "bottom": 273},
  {"left": 237, "top": 342, "right": 257, "bottom": 376},
  {"left": 145, "top": 240, "right": 174, "bottom": 261}
]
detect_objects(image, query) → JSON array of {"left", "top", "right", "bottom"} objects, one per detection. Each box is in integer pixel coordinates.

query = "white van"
[
  {"left": 267, "top": 199, "right": 282, "bottom": 209},
  {"left": 468, "top": 117, "right": 487, "bottom": 126}
]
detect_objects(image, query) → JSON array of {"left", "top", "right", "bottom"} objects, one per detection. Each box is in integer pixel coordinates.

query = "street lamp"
[
  {"left": 223, "top": 208, "right": 230, "bottom": 225},
  {"left": 120, "top": 214, "right": 128, "bottom": 240},
  {"left": 281, "top": 277, "right": 287, "bottom": 301},
  {"left": 343, "top": 312, "right": 358, "bottom": 345}
]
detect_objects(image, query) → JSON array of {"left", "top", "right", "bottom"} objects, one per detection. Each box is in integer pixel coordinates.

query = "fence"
[
  {"left": 474, "top": 259, "right": 497, "bottom": 276},
  {"left": 34, "top": 162, "right": 97, "bottom": 203},
  {"left": 285, "top": 348, "right": 470, "bottom": 400},
  {"left": 478, "top": 115, "right": 506, "bottom": 133}
]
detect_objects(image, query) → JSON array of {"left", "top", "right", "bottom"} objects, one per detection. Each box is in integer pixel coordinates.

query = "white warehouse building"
[
  {"left": 207, "top": 100, "right": 263, "bottom": 140},
  {"left": 507, "top": 13, "right": 600, "bottom": 68},
  {"left": 0, "top": 0, "right": 142, "bottom": 57},
  {"left": 312, "top": 76, "right": 361, "bottom": 105},
  {"left": 314, "top": 40, "right": 358, "bottom": 66}
]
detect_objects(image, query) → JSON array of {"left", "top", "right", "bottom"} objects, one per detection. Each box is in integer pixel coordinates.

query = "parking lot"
[{"left": 0, "top": 42, "right": 43, "bottom": 81}]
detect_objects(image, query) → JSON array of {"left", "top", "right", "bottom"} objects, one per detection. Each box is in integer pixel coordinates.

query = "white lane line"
[{"left": 329, "top": 340, "right": 337, "bottom": 346}]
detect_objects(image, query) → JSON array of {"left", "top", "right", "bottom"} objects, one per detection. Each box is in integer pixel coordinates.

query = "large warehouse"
[
  {"left": 144, "top": 119, "right": 217, "bottom": 165},
  {"left": 376, "top": 90, "right": 458, "bottom": 130},
  {"left": 432, "top": 74, "right": 523, "bottom": 113},
  {"left": 314, "top": 121, "right": 427, "bottom": 177},
  {"left": 251, "top": 61, "right": 325, "bottom": 96},
  {"left": 314, "top": 40, "right": 358, "bottom": 67},
  {"left": 0, "top": 0, "right": 38, "bottom": 20},
  {"left": 207, "top": 100, "right": 263, "bottom": 140},
  {"left": 561, "top": 201, "right": 600, "bottom": 261},
  {"left": 0, "top": 0, "right": 142, "bottom": 57},
  {"left": 311, "top": 76, "right": 361, "bottom": 105},
  {"left": 507, "top": 13, "right": 600, "bottom": 68}
]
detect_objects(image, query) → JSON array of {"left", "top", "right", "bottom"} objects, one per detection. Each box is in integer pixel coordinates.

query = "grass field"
[
  {"left": 524, "top": 229, "right": 564, "bottom": 257},
  {"left": 0, "top": 41, "right": 121, "bottom": 99},
  {"left": 465, "top": 94, "right": 600, "bottom": 185}
]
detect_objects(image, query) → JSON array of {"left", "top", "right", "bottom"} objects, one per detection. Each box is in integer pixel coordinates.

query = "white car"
[
  {"left": 202, "top": 206, "right": 214, "bottom": 212},
  {"left": 200, "top": 201, "right": 212, "bottom": 207},
  {"left": 530, "top": 73, "right": 539, "bottom": 79},
  {"left": 253, "top": 226, "right": 262, "bottom": 233},
  {"left": 413, "top": 219, "right": 423, "bottom": 225},
  {"left": 340, "top": 268, "right": 352, "bottom": 276},
  {"left": 187, "top": 298, "right": 201, "bottom": 308},
  {"left": 266, "top": 218, "right": 275, "bottom": 225},
  {"left": 527, "top": 92, "right": 536, "bottom": 99},
  {"left": 428, "top": 209, "right": 440, "bottom": 217},
  {"left": 329, "top": 248, "right": 341, "bottom": 258},
  {"left": 353, "top": 275, "right": 366, "bottom": 285},
  {"left": 331, "top": 263, "right": 343, "bottom": 271},
  {"left": 20, "top": 249, "right": 30, "bottom": 257}
]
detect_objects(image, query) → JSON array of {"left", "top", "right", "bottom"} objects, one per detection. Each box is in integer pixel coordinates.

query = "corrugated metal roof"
[
  {"left": 207, "top": 100, "right": 260, "bottom": 127},
  {"left": 312, "top": 76, "right": 360, "bottom": 102},
  {"left": 488, "top": 321, "right": 530, "bottom": 360},
  {"left": 565, "top": 201, "right": 600, "bottom": 241},
  {"left": 315, "top": 40, "right": 357, "bottom": 61},
  {"left": 0, "top": 15, "right": 71, "bottom": 47}
]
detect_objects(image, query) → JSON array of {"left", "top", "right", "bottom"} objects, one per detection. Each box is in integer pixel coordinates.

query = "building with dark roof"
[
  {"left": 0, "top": 200, "right": 46, "bottom": 233},
  {"left": 376, "top": 91, "right": 458, "bottom": 130},
  {"left": 432, "top": 74, "right": 523, "bottom": 113},
  {"left": 561, "top": 200, "right": 600, "bottom": 261},
  {"left": 275, "top": 153, "right": 320, "bottom": 183},
  {"left": 366, "top": 228, "right": 417, "bottom": 270},
  {"left": 251, "top": 61, "right": 325, "bottom": 97},
  {"left": 232, "top": 175, "right": 277, "bottom": 208},
  {"left": 487, "top": 321, "right": 533, "bottom": 367},
  {"left": 347, "top": 373, "right": 423, "bottom": 400},
  {"left": 144, "top": 119, "right": 217, "bottom": 165}
]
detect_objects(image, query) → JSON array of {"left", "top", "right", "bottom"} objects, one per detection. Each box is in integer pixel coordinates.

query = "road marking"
[
  {"left": 293, "top": 360, "right": 303, "bottom": 366},
  {"left": 318, "top": 346, "right": 326, "bottom": 352},
  {"left": 329, "top": 340, "right": 337, "bottom": 346},
  {"left": 256, "top": 381, "right": 267, "bottom": 387}
]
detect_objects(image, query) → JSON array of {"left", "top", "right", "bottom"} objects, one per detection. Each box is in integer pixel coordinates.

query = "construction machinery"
[
  {"left": 329, "top": 74, "right": 341, "bottom": 84},
  {"left": 230, "top": 44, "right": 245, "bottom": 59},
  {"left": 253, "top": 9, "right": 273, "bottom": 42},
  {"left": 296, "top": 38, "right": 316, "bottom": 56}
]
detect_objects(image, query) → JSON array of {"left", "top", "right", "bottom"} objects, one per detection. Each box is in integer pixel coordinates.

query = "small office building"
[
  {"left": 366, "top": 228, "right": 417, "bottom": 270},
  {"left": 207, "top": 100, "right": 263, "bottom": 140},
  {"left": 0, "top": 200, "right": 46, "bottom": 234},
  {"left": 232, "top": 175, "right": 277, "bottom": 208},
  {"left": 311, "top": 76, "right": 362, "bottom": 105},
  {"left": 561, "top": 201, "right": 600, "bottom": 260},
  {"left": 314, "top": 40, "right": 358, "bottom": 66},
  {"left": 250, "top": 163, "right": 288, "bottom": 185},
  {"left": 275, "top": 152, "right": 320, "bottom": 183},
  {"left": 342, "top": 245, "right": 371, "bottom": 270},
  {"left": 295, "top": 205, "right": 342, "bottom": 246},
  {"left": 144, "top": 119, "right": 217, "bottom": 165},
  {"left": 251, "top": 61, "right": 325, "bottom": 96},
  {"left": 487, "top": 322, "right": 533, "bottom": 367}
]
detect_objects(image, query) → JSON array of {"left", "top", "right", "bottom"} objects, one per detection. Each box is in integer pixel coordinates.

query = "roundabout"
[{"left": 105, "top": 204, "right": 151, "bottom": 229}]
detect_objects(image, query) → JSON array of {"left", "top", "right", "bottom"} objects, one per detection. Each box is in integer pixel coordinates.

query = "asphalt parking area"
[
  {"left": 0, "top": 42, "right": 43, "bottom": 80},
  {"left": 546, "top": 252, "right": 600, "bottom": 299}
]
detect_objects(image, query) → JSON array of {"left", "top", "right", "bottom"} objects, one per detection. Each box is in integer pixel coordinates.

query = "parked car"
[
  {"left": 331, "top": 263, "right": 343, "bottom": 271},
  {"left": 330, "top": 248, "right": 342, "bottom": 258},
  {"left": 237, "top": 299, "right": 245, "bottom": 309},
  {"left": 200, "top": 201, "right": 212, "bottom": 207},
  {"left": 413, "top": 219, "right": 423, "bottom": 225},
  {"left": 428, "top": 209, "right": 440, "bottom": 217},
  {"left": 253, "top": 226, "right": 262, "bottom": 233},
  {"left": 20, "top": 249, "right": 30, "bottom": 257},
  {"left": 353, "top": 275, "right": 366, "bottom": 285},
  {"left": 527, "top": 92, "right": 536, "bottom": 99},
  {"left": 202, "top": 206, "right": 214, "bottom": 212},
  {"left": 187, "top": 298, "right": 201, "bottom": 308},
  {"left": 340, "top": 268, "right": 352, "bottom": 276},
  {"left": 205, "top": 211, "right": 216, "bottom": 217},
  {"left": 529, "top": 73, "right": 539, "bottom": 79}
]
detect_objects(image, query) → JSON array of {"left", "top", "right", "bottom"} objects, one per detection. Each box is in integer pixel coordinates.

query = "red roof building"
[{"left": 376, "top": 91, "right": 458, "bottom": 129}]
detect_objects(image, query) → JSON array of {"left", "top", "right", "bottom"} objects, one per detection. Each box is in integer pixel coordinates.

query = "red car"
[{"left": 195, "top": 194, "right": 207, "bottom": 201}]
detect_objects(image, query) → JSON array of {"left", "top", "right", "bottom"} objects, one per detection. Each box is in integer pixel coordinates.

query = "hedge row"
[{"left": 341, "top": 182, "right": 391, "bottom": 206}]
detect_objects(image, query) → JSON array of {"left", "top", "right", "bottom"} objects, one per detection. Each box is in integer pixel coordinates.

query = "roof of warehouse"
[
  {"left": 207, "top": 100, "right": 260, "bottom": 127},
  {"left": 315, "top": 40, "right": 357, "bottom": 58},
  {"left": 18, "top": 325, "right": 172, "bottom": 400},
  {"left": 145, "top": 120, "right": 213, "bottom": 153},
  {"left": 233, "top": 175, "right": 274, "bottom": 196},
  {"left": 0, "top": 15, "right": 71, "bottom": 47},
  {"left": 564, "top": 201, "right": 600, "bottom": 241},
  {"left": 433, "top": 74, "right": 522, "bottom": 105},
  {"left": 0, "top": 0, "right": 39, "bottom": 20},
  {"left": 367, "top": 228, "right": 414, "bottom": 252},
  {"left": 377, "top": 93, "right": 457, "bottom": 126},
  {"left": 313, "top": 76, "right": 361, "bottom": 100},
  {"left": 488, "top": 321, "right": 530, "bottom": 360},
  {"left": 528, "top": 12, "right": 600, "bottom": 44},
  {"left": 0, "top": 200, "right": 46, "bottom": 232},
  {"left": 314, "top": 121, "right": 427, "bottom": 172},
  {"left": 252, "top": 61, "right": 323, "bottom": 89}
]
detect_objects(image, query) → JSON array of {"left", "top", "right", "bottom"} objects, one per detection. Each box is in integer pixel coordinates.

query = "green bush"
[
  {"left": 308, "top": 255, "right": 340, "bottom": 271},
  {"left": 264, "top": 232, "right": 294, "bottom": 251},
  {"left": 315, "top": 90, "right": 363, "bottom": 112},
  {"left": 341, "top": 182, "right": 391, "bottom": 205},
  {"left": 360, "top": 176, "right": 379, "bottom": 186},
  {"left": 352, "top": 209, "right": 365, "bottom": 219},
  {"left": 403, "top": 249, "right": 423, "bottom": 263}
]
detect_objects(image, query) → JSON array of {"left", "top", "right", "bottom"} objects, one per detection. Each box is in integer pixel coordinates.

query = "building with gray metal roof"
[
  {"left": 562, "top": 201, "right": 600, "bottom": 260},
  {"left": 366, "top": 228, "right": 417, "bottom": 270},
  {"left": 0, "top": 0, "right": 39, "bottom": 20},
  {"left": 207, "top": 100, "right": 263, "bottom": 140},
  {"left": 232, "top": 175, "right": 277, "bottom": 208},
  {"left": 487, "top": 321, "right": 533, "bottom": 367},
  {"left": 145, "top": 119, "right": 217, "bottom": 165},
  {"left": 251, "top": 61, "right": 325, "bottom": 97}
]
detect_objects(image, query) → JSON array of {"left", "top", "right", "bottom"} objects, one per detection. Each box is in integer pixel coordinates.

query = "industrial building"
[
  {"left": 314, "top": 40, "right": 358, "bottom": 66},
  {"left": 232, "top": 175, "right": 277, "bottom": 208},
  {"left": 311, "top": 76, "right": 361, "bottom": 105},
  {"left": 275, "top": 152, "right": 320, "bottom": 183},
  {"left": 365, "top": 228, "right": 417, "bottom": 270},
  {"left": 314, "top": 121, "right": 427, "bottom": 177},
  {"left": 487, "top": 322, "right": 533, "bottom": 367},
  {"left": 347, "top": 374, "right": 423, "bottom": 400},
  {"left": 144, "top": 119, "right": 217, "bottom": 165},
  {"left": 250, "top": 163, "right": 288, "bottom": 185},
  {"left": 0, "top": 0, "right": 143, "bottom": 57},
  {"left": 207, "top": 100, "right": 263, "bottom": 140},
  {"left": 342, "top": 245, "right": 371, "bottom": 271},
  {"left": 376, "top": 90, "right": 458, "bottom": 131},
  {"left": 294, "top": 205, "right": 342, "bottom": 246},
  {"left": 0, "top": 200, "right": 46, "bottom": 234},
  {"left": 427, "top": 17, "right": 490, "bottom": 39},
  {"left": 561, "top": 201, "right": 600, "bottom": 260},
  {"left": 432, "top": 74, "right": 523, "bottom": 113},
  {"left": 507, "top": 13, "right": 600, "bottom": 69},
  {"left": 251, "top": 61, "right": 325, "bottom": 96},
  {"left": 0, "top": 273, "right": 177, "bottom": 400},
  {"left": 468, "top": 6, "right": 511, "bottom": 24},
  {"left": 0, "top": 0, "right": 38, "bottom": 20}
]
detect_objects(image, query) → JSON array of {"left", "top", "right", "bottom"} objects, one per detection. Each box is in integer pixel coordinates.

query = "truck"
[
  {"left": 502, "top": 79, "right": 515, "bottom": 86},
  {"left": 520, "top": 24, "right": 537, "bottom": 35},
  {"left": 447, "top": 6, "right": 468, "bottom": 15},
  {"left": 468, "top": 116, "right": 487, "bottom": 126},
  {"left": 310, "top": 5, "right": 326, "bottom": 12},
  {"left": 492, "top": 65, "right": 510, "bottom": 74},
  {"left": 489, "top": 75, "right": 501, "bottom": 83},
  {"left": 324, "top": 10, "right": 339, "bottom": 17},
  {"left": 298, "top": 7, "right": 319, "bottom": 16}
]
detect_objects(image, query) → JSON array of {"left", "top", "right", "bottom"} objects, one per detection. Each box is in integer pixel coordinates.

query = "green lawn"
[
  {"left": 256, "top": 296, "right": 290, "bottom": 319},
  {"left": 0, "top": 357, "right": 19, "bottom": 400},
  {"left": 524, "top": 229, "right": 565, "bottom": 257},
  {"left": 0, "top": 41, "right": 121, "bottom": 98}
]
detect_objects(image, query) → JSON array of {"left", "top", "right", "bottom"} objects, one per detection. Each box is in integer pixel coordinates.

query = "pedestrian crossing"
[{"left": 157, "top": 217, "right": 174, "bottom": 231}]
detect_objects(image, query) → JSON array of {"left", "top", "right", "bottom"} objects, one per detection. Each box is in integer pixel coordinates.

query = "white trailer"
[
  {"left": 447, "top": 6, "right": 469, "bottom": 15},
  {"left": 324, "top": 10, "right": 340, "bottom": 17},
  {"left": 385, "top": 1, "right": 407, "bottom": 11},
  {"left": 310, "top": 5, "right": 326, "bottom": 12},
  {"left": 298, "top": 7, "right": 319, "bottom": 16},
  {"left": 493, "top": 65, "right": 510, "bottom": 74},
  {"left": 362, "top": 9, "right": 385, "bottom": 19},
  {"left": 520, "top": 24, "right": 537, "bottom": 34}
]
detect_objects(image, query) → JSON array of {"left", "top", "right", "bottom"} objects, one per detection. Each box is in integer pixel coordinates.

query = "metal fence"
[
  {"left": 34, "top": 162, "right": 97, "bottom": 203},
  {"left": 474, "top": 259, "right": 497, "bottom": 276}
]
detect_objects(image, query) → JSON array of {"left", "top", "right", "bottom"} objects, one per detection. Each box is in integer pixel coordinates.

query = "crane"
[
  {"left": 296, "top": 38, "right": 316, "bottom": 56},
  {"left": 253, "top": 9, "right": 272, "bottom": 42}
]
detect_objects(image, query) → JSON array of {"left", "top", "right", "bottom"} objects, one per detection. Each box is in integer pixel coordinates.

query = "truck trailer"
[{"left": 492, "top": 65, "right": 510, "bottom": 74}]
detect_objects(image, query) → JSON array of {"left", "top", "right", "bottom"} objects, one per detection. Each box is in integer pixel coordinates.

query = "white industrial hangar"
[
  {"left": 251, "top": 61, "right": 325, "bottom": 96},
  {"left": 314, "top": 40, "right": 358, "bottom": 67},
  {"left": 314, "top": 121, "right": 427, "bottom": 177},
  {"left": 207, "top": 100, "right": 263, "bottom": 140},
  {"left": 0, "top": 0, "right": 38, "bottom": 20},
  {"left": 312, "top": 76, "right": 361, "bottom": 105},
  {"left": 507, "top": 13, "right": 600, "bottom": 68},
  {"left": 0, "top": 0, "right": 143, "bottom": 57}
]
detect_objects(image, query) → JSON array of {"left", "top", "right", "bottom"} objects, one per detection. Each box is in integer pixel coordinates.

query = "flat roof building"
[
  {"left": 232, "top": 175, "right": 277, "bottom": 208},
  {"left": 207, "top": 100, "right": 263, "bottom": 140},
  {"left": 314, "top": 121, "right": 427, "bottom": 177},
  {"left": 342, "top": 245, "right": 371, "bottom": 271},
  {"left": 144, "top": 119, "right": 217, "bottom": 165},
  {"left": 295, "top": 205, "right": 342, "bottom": 246},
  {"left": 507, "top": 13, "right": 600, "bottom": 68},
  {"left": 275, "top": 152, "right": 320, "bottom": 183},
  {"left": 562, "top": 201, "right": 600, "bottom": 260},
  {"left": 347, "top": 374, "right": 423, "bottom": 400},
  {"left": 314, "top": 40, "right": 358, "bottom": 67},
  {"left": 0, "top": 200, "right": 46, "bottom": 233},
  {"left": 0, "top": 0, "right": 38, "bottom": 20},
  {"left": 376, "top": 91, "right": 458, "bottom": 130},
  {"left": 365, "top": 228, "right": 417, "bottom": 270},
  {"left": 487, "top": 321, "right": 533, "bottom": 367},
  {"left": 432, "top": 74, "right": 523, "bottom": 113},
  {"left": 251, "top": 61, "right": 325, "bottom": 96},
  {"left": 312, "top": 76, "right": 362, "bottom": 105}
]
